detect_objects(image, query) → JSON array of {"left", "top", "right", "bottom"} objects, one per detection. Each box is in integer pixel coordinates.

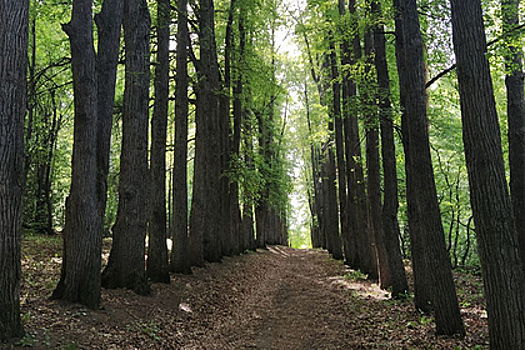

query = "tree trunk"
[
  {"left": 147, "top": 0, "right": 171, "bottom": 283},
  {"left": 170, "top": 0, "right": 192, "bottom": 274},
  {"left": 450, "top": 0, "right": 525, "bottom": 346},
  {"left": 341, "top": 0, "right": 373, "bottom": 274},
  {"left": 372, "top": 0, "right": 408, "bottom": 296},
  {"left": 101, "top": 0, "right": 151, "bottom": 295},
  {"left": 329, "top": 38, "right": 349, "bottom": 263},
  {"left": 398, "top": 0, "right": 464, "bottom": 336},
  {"left": 363, "top": 29, "right": 379, "bottom": 281},
  {"left": 0, "top": 0, "right": 28, "bottom": 340},
  {"left": 94, "top": 0, "right": 123, "bottom": 241},
  {"left": 393, "top": 0, "right": 431, "bottom": 309},
  {"left": 338, "top": 0, "right": 358, "bottom": 267},
  {"left": 501, "top": 0, "right": 525, "bottom": 266},
  {"left": 363, "top": 25, "right": 387, "bottom": 286},
  {"left": 219, "top": 0, "right": 236, "bottom": 257},
  {"left": 190, "top": 0, "right": 222, "bottom": 263},
  {"left": 231, "top": 11, "right": 244, "bottom": 253},
  {"left": 51, "top": 0, "right": 103, "bottom": 310}
]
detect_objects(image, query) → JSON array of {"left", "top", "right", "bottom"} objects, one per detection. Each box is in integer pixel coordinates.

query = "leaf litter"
[{"left": 5, "top": 236, "right": 488, "bottom": 349}]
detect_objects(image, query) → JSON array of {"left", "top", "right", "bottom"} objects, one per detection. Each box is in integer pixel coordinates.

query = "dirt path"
[{"left": 13, "top": 241, "right": 488, "bottom": 349}]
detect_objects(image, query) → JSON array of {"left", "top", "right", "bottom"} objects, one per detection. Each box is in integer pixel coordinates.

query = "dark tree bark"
[
  {"left": 190, "top": 0, "right": 222, "bottom": 263},
  {"left": 170, "top": 0, "right": 192, "bottom": 274},
  {"left": 230, "top": 10, "right": 244, "bottom": 253},
  {"left": 372, "top": 0, "right": 408, "bottom": 296},
  {"left": 51, "top": 0, "right": 103, "bottom": 309},
  {"left": 320, "top": 51, "right": 343, "bottom": 261},
  {"left": 304, "top": 76, "right": 323, "bottom": 249},
  {"left": 0, "top": 0, "right": 28, "bottom": 340},
  {"left": 344, "top": 0, "right": 373, "bottom": 274},
  {"left": 241, "top": 116, "right": 257, "bottom": 252},
  {"left": 147, "top": 0, "right": 171, "bottom": 283},
  {"left": 450, "top": 0, "right": 525, "bottom": 346},
  {"left": 393, "top": 0, "right": 431, "bottom": 309},
  {"left": 101, "top": 0, "right": 151, "bottom": 295},
  {"left": 329, "top": 37, "right": 349, "bottom": 263},
  {"left": 397, "top": 0, "right": 464, "bottom": 336},
  {"left": 219, "top": 0, "right": 236, "bottom": 257},
  {"left": 337, "top": 0, "right": 358, "bottom": 266},
  {"left": 363, "top": 29, "right": 379, "bottom": 281},
  {"left": 501, "top": 0, "right": 525, "bottom": 265},
  {"left": 94, "top": 0, "right": 123, "bottom": 238}
]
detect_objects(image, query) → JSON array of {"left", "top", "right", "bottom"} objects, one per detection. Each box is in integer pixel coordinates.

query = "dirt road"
[{"left": 15, "top": 242, "right": 487, "bottom": 349}]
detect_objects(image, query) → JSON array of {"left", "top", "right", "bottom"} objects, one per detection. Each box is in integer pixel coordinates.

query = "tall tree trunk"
[
  {"left": 501, "top": 0, "right": 525, "bottom": 266},
  {"left": 147, "top": 0, "right": 171, "bottom": 283},
  {"left": 338, "top": 0, "right": 358, "bottom": 266},
  {"left": 393, "top": 0, "right": 431, "bottom": 309},
  {"left": 345, "top": 0, "right": 373, "bottom": 275},
  {"left": 94, "top": 0, "right": 123, "bottom": 241},
  {"left": 231, "top": 9, "right": 244, "bottom": 253},
  {"left": 0, "top": 0, "right": 28, "bottom": 340},
  {"left": 398, "top": 0, "right": 464, "bottom": 336},
  {"left": 363, "top": 29, "right": 379, "bottom": 281},
  {"left": 372, "top": 0, "right": 408, "bottom": 296},
  {"left": 101, "top": 0, "right": 151, "bottom": 295},
  {"left": 220, "top": 0, "right": 236, "bottom": 257},
  {"left": 51, "top": 0, "right": 103, "bottom": 309},
  {"left": 304, "top": 75, "right": 322, "bottom": 249},
  {"left": 191, "top": 0, "right": 222, "bottom": 263},
  {"left": 170, "top": 0, "right": 192, "bottom": 274},
  {"left": 321, "top": 51, "right": 343, "bottom": 261},
  {"left": 329, "top": 38, "right": 349, "bottom": 263},
  {"left": 450, "top": 0, "right": 525, "bottom": 346}
]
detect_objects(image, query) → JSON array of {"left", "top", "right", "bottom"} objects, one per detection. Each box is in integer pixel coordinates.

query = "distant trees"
[{"left": 0, "top": 0, "right": 29, "bottom": 341}]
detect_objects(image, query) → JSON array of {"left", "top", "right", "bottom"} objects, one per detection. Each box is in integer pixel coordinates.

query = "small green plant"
[
  {"left": 419, "top": 315, "right": 433, "bottom": 325},
  {"left": 16, "top": 334, "right": 37, "bottom": 347},
  {"left": 58, "top": 343, "right": 79, "bottom": 350},
  {"left": 22, "top": 311, "right": 31, "bottom": 325},
  {"left": 344, "top": 270, "right": 367, "bottom": 281},
  {"left": 126, "top": 320, "right": 161, "bottom": 341}
]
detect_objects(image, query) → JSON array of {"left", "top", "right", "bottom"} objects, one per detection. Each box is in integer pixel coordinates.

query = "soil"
[{"left": 5, "top": 237, "right": 488, "bottom": 349}]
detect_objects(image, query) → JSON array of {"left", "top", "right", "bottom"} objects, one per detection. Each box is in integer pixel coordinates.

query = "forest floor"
[{"left": 4, "top": 235, "right": 488, "bottom": 350}]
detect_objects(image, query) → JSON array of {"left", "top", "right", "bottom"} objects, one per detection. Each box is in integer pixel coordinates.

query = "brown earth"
[{"left": 4, "top": 236, "right": 488, "bottom": 349}]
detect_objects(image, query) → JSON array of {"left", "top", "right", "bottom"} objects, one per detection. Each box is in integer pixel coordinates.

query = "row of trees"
[
  {"left": 1, "top": 0, "right": 291, "bottom": 342},
  {"left": 294, "top": 0, "right": 525, "bottom": 347}
]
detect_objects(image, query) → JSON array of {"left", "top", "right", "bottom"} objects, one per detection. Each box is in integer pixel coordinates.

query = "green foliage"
[{"left": 344, "top": 269, "right": 367, "bottom": 281}]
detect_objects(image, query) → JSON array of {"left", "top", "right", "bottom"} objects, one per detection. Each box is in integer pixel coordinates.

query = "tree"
[
  {"left": 0, "top": 0, "right": 29, "bottom": 340},
  {"left": 170, "top": 0, "right": 192, "bottom": 274},
  {"left": 94, "top": 0, "right": 123, "bottom": 242},
  {"left": 501, "top": 0, "right": 525, "bottom": 264},
  {"left": 102, "top": 0, "right": 151, "bottom": 295},
  {"left": 230, "top": 7, "right": 244, "bottom": 253},
  {"left": 219, "top": 0, "right": 235, "bottom": 256},
  {"left": 345, "top": 0, "right": 373, "bottom": 274},
  {"left": 371, "top": 0, "right": 408, "bottom": 296},
  {"left": 147, "top": 0, "right": 171, "bottom": 283},
  {"left": 396, "top": 0, "right": 464, "bottom": 336},
  {"left": 329, "top": 29, "right": 349, "bottom": 264},
  {"left": 450, "top": 0, "right": 525, "bottom": 346},
  {"left": 52, "top": 0, "right": 103, "bottom": 309},
  {"left": 190, "top": 0, "right": 223, "bottom": 264}
]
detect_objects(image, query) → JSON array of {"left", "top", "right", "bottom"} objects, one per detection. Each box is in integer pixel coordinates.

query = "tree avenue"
[{"left": 1, "top": 0, "right": 525, "bottom": 347}]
